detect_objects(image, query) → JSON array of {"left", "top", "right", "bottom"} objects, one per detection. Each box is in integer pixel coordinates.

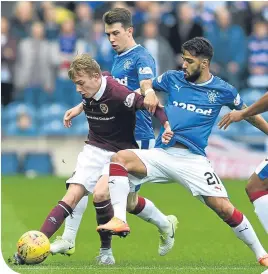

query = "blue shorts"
[{"left": 255, "top": 158, "right": 268, "bottom": 180}]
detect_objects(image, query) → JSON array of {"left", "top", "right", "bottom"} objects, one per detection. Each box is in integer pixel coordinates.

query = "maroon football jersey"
[{"left": 84, "top": 76, "right": 166, "bottom": 152}]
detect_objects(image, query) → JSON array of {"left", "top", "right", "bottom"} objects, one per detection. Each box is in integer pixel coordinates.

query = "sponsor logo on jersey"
[
  {"left": 124, "top": 60, "right": 132, "bottom": 70},
  {"left": 139, "top": 67, "right": 153, "bottom": 75},
  {"left": 114, "top": 76, "right": 128, "bottom": 86},
  {"left": 124, "top": 93, "right": 135, "bottom": 108},
  {"left": 234, "top": 94, "right": 241, "bottom": 106},
  {"left": 207, "top": 90, "right": 218, "bottom": 104},
  {"left": 100, "top": 103, "right": 109, "bottom": 114},
  {"left": 173, "top": 101, "right": 212, "bottom": 115},
  {"left": 157, "top": 74, "right": 163, "bottom": 83}
]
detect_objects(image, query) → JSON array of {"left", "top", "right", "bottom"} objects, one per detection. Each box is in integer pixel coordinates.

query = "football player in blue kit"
[
  {"left": 98, "top": 37, "right": 268, "bottom": 266},
  {"left": 50, "top": 8, "right": 178, "bottom": 264},
  {"left": 219, "top": 92, "right": 268, "bottom": 236}
]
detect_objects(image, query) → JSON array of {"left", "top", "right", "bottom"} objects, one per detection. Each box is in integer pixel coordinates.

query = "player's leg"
[
  {"left": 40, "top": 183, "right": 87, "bottom": 239},
  {"left": 203, "top": 196, "right": 268, "bottom": 266},
  {"left": 127, "top": 190, "right": 178, "bottom": 256},
  {"left": 93, "top": 175, "right": 115, "bottom": 265},
  {"left": 246, "top": 159, "right": 268, "bottom": 233},
  {"left": 50, "top": 145, "right": 114, "bottom": 256},
  {"left": 50, "top": 196, "right": 88, "bottom": 256}
]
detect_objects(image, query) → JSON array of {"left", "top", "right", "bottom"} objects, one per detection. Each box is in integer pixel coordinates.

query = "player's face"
[
  {"left": 181, "top": 50, "right": 203, "bottom": 82},
  {"left": 105, "top": 23, "right": 133, "bottom": 54},
  {"left": 73, "top": 73, "right": 100, "bottom": 98}
]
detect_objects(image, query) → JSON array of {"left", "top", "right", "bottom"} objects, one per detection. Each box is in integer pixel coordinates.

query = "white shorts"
[
  {"left": 128, "top": 147, "right": 228, "bottom": 198},
  {"left": 255, "top": 158, "right": 268, "bottom": 181},
  {"left": 66, "top": 140, "right": 156, "bottom": 194},
  {"left": 66, "top": 144, "right": 114, "bottom": 193}
]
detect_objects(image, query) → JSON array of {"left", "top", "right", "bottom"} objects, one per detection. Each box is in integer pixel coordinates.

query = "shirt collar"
[
  {"left": 189, "top": 74, "right": 214, "bottom": 86},
  {"left": 117, "top": 44, "right": 141, "bottom": 57},
  {"left": 93, "top": 76, "right": 107, "bottom": 101}
]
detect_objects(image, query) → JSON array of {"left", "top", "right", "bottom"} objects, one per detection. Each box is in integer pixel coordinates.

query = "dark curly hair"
[
  {"left": 103, "top": 8, "right": 132, "bottom": 29},
  {"left": 182, "top": 37, "right": 214, "bottom": 62}
]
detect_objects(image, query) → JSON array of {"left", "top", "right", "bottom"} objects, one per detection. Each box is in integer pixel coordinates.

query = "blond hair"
[{"left": 68, "top": 54, "right": 101, "bottom": 80}]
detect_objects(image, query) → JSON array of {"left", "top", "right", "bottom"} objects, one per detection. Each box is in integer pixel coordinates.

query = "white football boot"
[
  {"left": 50, "top": 236, "right": 75, "bottom": 256},
  {"left": 158, "top": 215, "right": 178, "bottom": 256},
  {"left": 95, "top": 248, "right": 115, "bottom": 265}
]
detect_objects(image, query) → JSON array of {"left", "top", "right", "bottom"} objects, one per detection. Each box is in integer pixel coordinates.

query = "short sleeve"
[
  {"left": 224, "top": 85, "right": 244, "bottom": 110},
  {"left": 152, "top": 71, "right": 171, "bottom": 93},
  {"left": 136, "top": 55, "right": 156, "bottom": 82}
]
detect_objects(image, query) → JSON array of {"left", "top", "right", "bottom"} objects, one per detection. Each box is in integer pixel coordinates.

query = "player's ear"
[
  {"left": 202, "top": 59, "right": 209, "bottom": 69},
  {"left": 128, "top": 26, "right": 133, "bottom": 36}
]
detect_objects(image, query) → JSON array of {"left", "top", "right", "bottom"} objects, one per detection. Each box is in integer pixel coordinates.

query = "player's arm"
[
  {"left": 140, "top": 79, "right": 159, "bottom": 114},
  {"left": 136, "top": 55, "right": 159, "bottom": 114},
  {"left": 63, "top": 102, "right": 84, "bottom": 128},
  {"left": 219, "top": 92, "right": 268, "bottom": 129},
  {"left": 240, "top": 103, "right": 268, "bottom": 134}
]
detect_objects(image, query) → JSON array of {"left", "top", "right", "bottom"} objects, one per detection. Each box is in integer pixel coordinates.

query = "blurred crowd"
[{"left": 1, "top": 1, "right": 268, "bottom": 139}]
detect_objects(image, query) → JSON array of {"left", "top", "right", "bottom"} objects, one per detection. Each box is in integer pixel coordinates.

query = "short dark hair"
[
  {"left": 182, "top": 37, "right": 214, "bottom": 62},
  {"left": 103, "top": 8, "right": 132, "bottom": 29}
]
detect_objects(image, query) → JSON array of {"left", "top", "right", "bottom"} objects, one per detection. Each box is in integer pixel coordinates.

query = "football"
[{"left": 17, "top": 231, "right": 50, "bottom": 264}]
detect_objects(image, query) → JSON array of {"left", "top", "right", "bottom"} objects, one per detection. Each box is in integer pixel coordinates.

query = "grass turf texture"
[{"left": 2, "top": 176, "right": 268, "bottom": 274}]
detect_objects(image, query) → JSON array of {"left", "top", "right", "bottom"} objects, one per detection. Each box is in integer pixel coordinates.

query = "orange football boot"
[
  {"left": 97, "top": 217, "right": 130, "bottom": 237},
  {"left": 259, "top": 254, "right": 268, "bottom": 266}
]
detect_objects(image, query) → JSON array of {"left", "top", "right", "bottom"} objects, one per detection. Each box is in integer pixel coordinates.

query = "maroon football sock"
[
  {"left": 128, "top": 196, "right": 146, "bottom": 215},
  {"left": 40, "top": 201, "right": 73, "bottom": 239},
  {"left": 94, "top": 199, "right": 114, "bottom": 249}
]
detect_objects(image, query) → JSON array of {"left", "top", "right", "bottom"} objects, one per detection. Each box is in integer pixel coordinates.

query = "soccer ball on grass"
[{"left": 17, "top": 230, "right": 50, "bottom": 264}]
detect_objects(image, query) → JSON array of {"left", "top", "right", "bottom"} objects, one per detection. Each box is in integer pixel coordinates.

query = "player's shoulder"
[
  {"left": 106, "top": 76, "right": 130, "bottom": 95},
  {"left": 134, "top": 45, "right": 154, "bottom": 59},
  {"left": 211, "top": 75, "right": 238, "bottom": 95},
  {"left": 160, "top": 70, "right": 184, "bottom": 80}
]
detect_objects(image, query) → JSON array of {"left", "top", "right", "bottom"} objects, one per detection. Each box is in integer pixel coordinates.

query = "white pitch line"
[{"left": 14, "top": 266, "right": 260, "bottom": 271}]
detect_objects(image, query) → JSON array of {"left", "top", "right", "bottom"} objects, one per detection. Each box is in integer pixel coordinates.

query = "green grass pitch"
[{"left": 2, "top": 176, "right": 268, "bottom": 274}]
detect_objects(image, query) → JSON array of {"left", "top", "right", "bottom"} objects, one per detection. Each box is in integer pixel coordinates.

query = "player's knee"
[
  {"left": 111, "top": 151, "right": 133, "bottom": 171},
  {"left": 62, "top": 184, "right": 84, "bottom": 209},
  {"left": 93, "top": 189, "right": 110, "bottom": 203},
  {"left": 246, "top": 173, "right": 267, "bottom": 195}
]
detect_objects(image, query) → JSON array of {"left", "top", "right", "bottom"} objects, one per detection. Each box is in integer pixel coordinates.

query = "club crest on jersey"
[
  {"left": 124, "top": 93, "right": 135, "bottom": 108},
  {"left": 100, "top": 103, "right": 108, "bottom": 114},
  {"left": 124, "top": 60, "right": 132, "bottom": 70},
  {"left": 207, "top": 90, "right": 218, "bottom": 104}
]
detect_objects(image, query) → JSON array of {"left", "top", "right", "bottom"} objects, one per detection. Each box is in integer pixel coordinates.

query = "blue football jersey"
[
  {"left": 111, "top": 45, "right": 156, "bottom": 141},
  {"left": 152, "top": 70, "right": 244, "bottom": 156}
]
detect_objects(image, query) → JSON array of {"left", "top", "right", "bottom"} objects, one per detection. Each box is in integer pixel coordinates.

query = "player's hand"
[
  {"left": 63, "top": 103, "right": 83, "bottom": 128},
  {"left": 218, "top": 110, "right": 244, "bottom": 130},
  {"left": 144, "top": 90, "right": 159, "bottom": 114},
  {"left": 162, "top": 122, "right": 173, "bottom": 144}
]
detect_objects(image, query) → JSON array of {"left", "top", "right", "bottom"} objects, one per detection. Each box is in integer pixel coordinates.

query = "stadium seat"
[
  {"left": 23, "top": 153, "right": 53, "bottom": 175},
  {"left": 39, "top": 103, "right": 68, "bottom": 123},
  {"left": 72, "top": 120, "right": 89, "bottom": 136},
  {"left": 240, "top": 89, "right": 266, "bottom": 106},
  {"left": 3, "top": 102, "right": 37, "bottom": 123},
  {"left": 4, "top": 122, "right": 39, "bottom": 136},
  {"left": 39, "top": 119, "right": 68, "bottom": 136},
  {"left": 1, "top": 152, "right": 20, "bottom": 175}
]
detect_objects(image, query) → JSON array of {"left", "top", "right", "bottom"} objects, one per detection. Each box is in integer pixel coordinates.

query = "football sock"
[
  {"left": 109, "top": 163, "right": 130, "bottom": 223},
  {"left": 62, "top": 196, "right": 88, "bottom": 243},
  {"left": 129, "top": 196, "right": 170, "bottom": 231},
  {"left": 94, "top": 199, "right": 114, "bottom": 249},
  {"left": 248, "top": 191, "right": 268, "bottom": 233},
  {"left": 40, "top": 201, "right": 73, "bottom": 239},
  {"left": 225, "top": 208, "right": 267, "bottom": 259}
]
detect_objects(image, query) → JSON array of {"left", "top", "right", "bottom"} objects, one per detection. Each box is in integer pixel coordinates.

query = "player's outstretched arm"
[
  {"left": 140, "top": 79, "right": 159, "bottom": 114},
  {"left": 63, "top": 102, "right": 84, "bottom": 128},
  {"left": 219, "top": 92, "right": 268, "bottom": 133}
]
